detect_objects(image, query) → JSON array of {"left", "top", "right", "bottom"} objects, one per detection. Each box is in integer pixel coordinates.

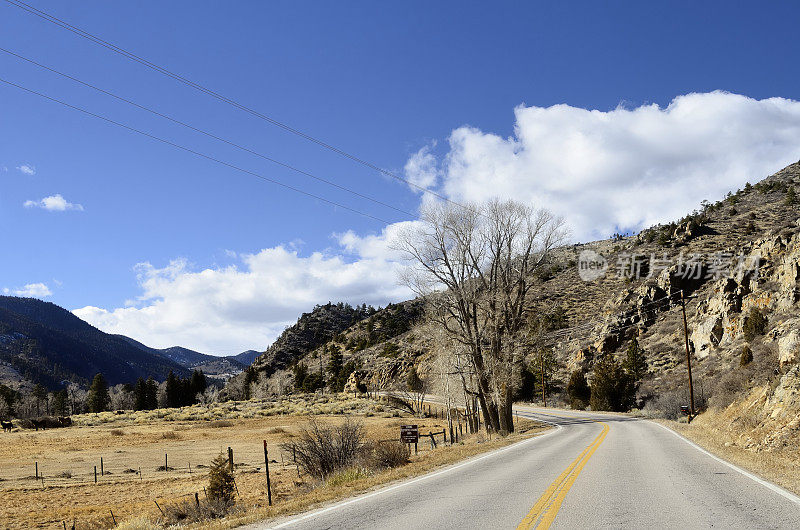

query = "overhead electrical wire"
[
  {"left": 0, "top": 76, "right": 394, "bottom": 224},
  {"left": 4, "top": 0, "right": 476, "bottom": 215},
  {"left": 0, "top": 46, "right": 415, "bottom": 220}
]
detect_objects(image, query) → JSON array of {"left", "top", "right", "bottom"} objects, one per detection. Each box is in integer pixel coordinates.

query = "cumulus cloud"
[
  {"left": 72, "top": 91, "right": 800, "bottom": 354},
  {"left": 24, "top": 194, "right": 84, "bottom": 212},
  {"left": 74, "top": 243, "right": 413, "bottom": 353},
  {"left": 429, "top": 91, "right": 800, "bottom": 241},
  {"left": 16, "top": 164, "right": 35, "bottom": 175},
  {"left": 3, "top": 283, "right": 52, "bottom": 298},
  {"left": 404, "top": 143, "right": 439, "bottom": 191}
]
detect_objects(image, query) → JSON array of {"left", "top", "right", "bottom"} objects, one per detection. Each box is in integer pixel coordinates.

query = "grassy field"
[{"left": 0, "top": 395, "right": 547, "bottom": 529}]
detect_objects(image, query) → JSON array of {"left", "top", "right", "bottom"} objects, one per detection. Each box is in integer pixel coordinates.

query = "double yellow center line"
[{"left": 517, "top": 418, "right": 610, "bottom": 529}]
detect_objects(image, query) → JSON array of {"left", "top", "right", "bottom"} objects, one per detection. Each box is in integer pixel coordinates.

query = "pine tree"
[
  {"left": 566, "top": 370, "right": 591, "bottom": 410},
  {"left": 207, "top": 451, "right": 236, "bottom": 506},
  {"left": 785, "top": 186, "right": 798, "bottom": 206},
  {"left": 134, "top": 378, "right": 148, "bottom": 410},
  {"left": 590, "top": 355, "right": 635, "bottom": 412},
  {"left": 165, "top": 371, "right": 180, "bottom": 408},
  {"left": 622, "top": 339, "right": 648, "bottom": 387},
  {"left": 32, "top": 383, "right": 47, "bottom": 416},
  {"left": 87, "top": 373, "right": 110, "bottom": 413},
  {"left": 189, "top": 369, "right": 207, "bottom": 400},
  {"left": 145, "top": 377, "right": 159, "bottom": 410},
  {"left": 52, "top": 388, "right": 69, "bottom": 416},
  {"left": 327, "top": 344, "right": 343, "bottom": 390}
]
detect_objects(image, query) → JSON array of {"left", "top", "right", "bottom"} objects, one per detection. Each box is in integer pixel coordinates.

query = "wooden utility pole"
[
  {"left": 680, "top": 291, "right": 696, "bottom": 420},
  {"left": 540, "top": 350, "right": 547, "bottom": 407}
]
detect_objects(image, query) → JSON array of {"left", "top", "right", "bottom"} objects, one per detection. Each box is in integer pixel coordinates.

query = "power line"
[
  {"left": 0, "top": 76, "right": 394, "bottom": 224},
  {"left": 0, "top": 46, "right": 416, "bottom": 220},
  {"left": 4, "top": 0, "right": 475, "bottom": 214}
]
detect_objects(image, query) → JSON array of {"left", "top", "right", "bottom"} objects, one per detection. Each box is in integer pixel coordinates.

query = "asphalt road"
[{"left": 253, "top": 408, "right": 800, "bottom": 529}]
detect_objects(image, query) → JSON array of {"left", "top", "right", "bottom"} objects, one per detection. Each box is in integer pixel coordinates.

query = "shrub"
[
  {"left": 739, "top": 345, "right": 753, "bottom": 366},
  {"left": 590, "top": 354, "right": 636, "bottom": 412},
  {"left": 566, "top": 370, "right": 590, "bottom": 409},
  {"left": 785, "top": 187, "right": 798, "bottom": 206},
  {"left": 110, "top": 429, "right": 124, "bottom": 436},
  {"left": 326, "top": 467, "right": 370, "bottom": 487},
  {"left": 208, "top": 419, "right": 234, "bottom": 428},
  {"left": 370, "top": 441, "right": 410, "bottom": 469},
  {"left": 743, "top": 308, "right": 768, "bottom": 341},
  {"left": 283, "top": 418, "right": 365, "bottom": 479},
  {"left": 207, "top": 451, "right": 236, "bottom": 506}
]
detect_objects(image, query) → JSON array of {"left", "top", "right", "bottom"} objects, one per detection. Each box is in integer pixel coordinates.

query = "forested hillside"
[{"left": 0, "top": 297, "right": 189, "bottom": 390}]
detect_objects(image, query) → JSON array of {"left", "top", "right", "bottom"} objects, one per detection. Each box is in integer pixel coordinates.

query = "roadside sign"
[{"left": 400, "top": 424, "right": 419, "bottom": 443}]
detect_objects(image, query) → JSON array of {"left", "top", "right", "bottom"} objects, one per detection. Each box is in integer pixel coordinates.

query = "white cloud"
[
  {"left": 74, "top": 242, "right": 413, "bottom": 353},
  {"left": 427, "top": 91, "right": 800, "bottom": 241},
  {"left": 404, "top": 143, "right": 439, "bottom": 191},
  {"left": 16, "top": 164, "right": 35, "bottom": 175},
  {"left": 3, "top": 283, "right": 53, "bottom": 298},
  {"left": 24, "top": 194, "right": 84, "bottom": 212}
]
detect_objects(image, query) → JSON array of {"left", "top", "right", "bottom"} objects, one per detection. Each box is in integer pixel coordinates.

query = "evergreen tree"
[
  {"left": 590, "top": 355, "right": 635, "bottom": 412},
  {"left": 145, "top": 377, "right": 159, "bottom": 410},
  {"left": 207, "top": 451, "right": 236, "bottom": 506},
  {"left": 87, "top": 373, "right": 110, "bottom": 413},
  {"left": 785, "top": 186, "right": 798, "bottom": 206},
  {"left": 622, "top": 339, "right": 648, "bottom": 387},
  {"left": 293, "top": 363, "right": 308, "bottom": 392},
  {"left": 566, "top": 370, "right": 591, "bottom": 410},
  {"left": 134, "top": 378, "right": 148, "bottom": 410},
  {"left": 190, "top": 369, "right": 207, "bottom": 400},
  {"left": 52, "top": 388, "right": 69, "bottom": 416},
  {"left": 165, "top": 371, "right": 181, "bottom": 408},
  {"left": 32, "top": 383, "right": 48, "bottom": 416},
  {"left": 327, "top": 345, "right": 343, "bottom": 387}
]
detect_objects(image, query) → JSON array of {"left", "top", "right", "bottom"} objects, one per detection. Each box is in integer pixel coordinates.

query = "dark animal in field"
[
  {"left": 31, "top": 418, "right": 46, "bottom": 431},
  {"left": 58, "top": 416, "right": 73, "bottom": 427},
  {"left": 1, "top": 420, "right": 12, "bottom": 432}
]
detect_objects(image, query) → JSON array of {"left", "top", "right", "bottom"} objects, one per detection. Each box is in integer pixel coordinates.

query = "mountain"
[
  {"left": 230, "top": 350, "right": 260, "bottom": 366},
  {"left": 0, "top": 297, "right": 189, "bottom": 390},
  {"left": 116, "top": 336, "right": 255, "bottom": 381},
  {"left": 228, "top": 161, "right": 800, "bottom": 459}
]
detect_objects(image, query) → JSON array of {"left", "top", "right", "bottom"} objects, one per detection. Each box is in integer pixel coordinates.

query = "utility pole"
[
  {"left": 540, "top": 350, "right": 547, "bottom": 407},
  {"left": 680, "top": 290, "right": 696, "bottom": 421}
]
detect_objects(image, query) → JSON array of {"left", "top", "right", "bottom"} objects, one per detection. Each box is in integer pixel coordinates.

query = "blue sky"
[{"left": 2, "top": 1, "right": 800, "bottom": 353}]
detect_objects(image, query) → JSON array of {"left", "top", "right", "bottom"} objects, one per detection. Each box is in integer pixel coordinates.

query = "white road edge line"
[
  {"left": 651, "top": 420, "right": 800, "bottom": 506},
  {"left": 260, "top": 415, "right": 562, "bottom": 529}
]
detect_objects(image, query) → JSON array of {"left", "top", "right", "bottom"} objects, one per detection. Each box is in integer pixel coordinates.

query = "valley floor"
[{"left": 0, "top": 395, "right": 546, "bottom": 529}]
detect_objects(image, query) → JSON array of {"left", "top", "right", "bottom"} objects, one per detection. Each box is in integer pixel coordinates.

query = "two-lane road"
[{"left": 253, "top": 408, "right": 800, "bottom": 529}]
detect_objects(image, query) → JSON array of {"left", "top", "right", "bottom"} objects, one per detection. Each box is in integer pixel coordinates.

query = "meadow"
[{"left": 0, "top": 394, "right": 545, "bottom": 529}]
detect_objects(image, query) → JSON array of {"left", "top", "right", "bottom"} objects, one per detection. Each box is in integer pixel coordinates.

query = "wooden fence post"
[
  {"left": 35, "top": 461, "right": 39, "bottom": 479},
  {"left": 228, "top": 447, "right": 234, "bottom": 472},
  {"left": 100, "top": 457, "right": 104, "bottom": 477},
  {"left": 94, "top": 466, "right": 97, "bottom": 483}
]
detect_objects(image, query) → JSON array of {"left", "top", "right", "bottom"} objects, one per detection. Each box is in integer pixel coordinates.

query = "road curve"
[{"left": 249, "top": 408, "right": 800, "bottom": 529}]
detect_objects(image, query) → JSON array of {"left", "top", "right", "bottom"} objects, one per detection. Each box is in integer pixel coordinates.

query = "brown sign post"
[{"left": 401, "top": 424, "right": 419, "bottom": 454}]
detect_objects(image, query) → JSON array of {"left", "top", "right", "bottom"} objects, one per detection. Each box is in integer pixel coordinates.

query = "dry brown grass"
[{"left": 0, "top": 395, "right": 547, "bottom": 529}]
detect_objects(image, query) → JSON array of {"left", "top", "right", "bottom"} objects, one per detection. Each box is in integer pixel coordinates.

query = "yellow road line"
[{"left": 517, "top": 419, "right": 610, "bottom": 530}]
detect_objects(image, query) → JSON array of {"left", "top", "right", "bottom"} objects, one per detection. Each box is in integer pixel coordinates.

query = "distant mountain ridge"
[
  {"left": 0, "top": 296, "right": 189, "bottom": 389},
  {"left": 0, "top": 297, "right": 260, "bottom": 390},
  {"left": 117, "top": 336, "right": 255, "bottom": 379}
]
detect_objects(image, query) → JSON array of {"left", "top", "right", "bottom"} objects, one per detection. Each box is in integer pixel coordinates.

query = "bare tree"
[{"left": 395, "top": 199, "right": 566, "bottom": 433}]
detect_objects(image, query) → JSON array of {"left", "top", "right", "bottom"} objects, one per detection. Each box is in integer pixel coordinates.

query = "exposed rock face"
[
  {"left": 343, "top": 370, "right": 368, "bottom": 394},
  {"left": 777, "top": 328, "right": 799, "bottom": 368}
]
